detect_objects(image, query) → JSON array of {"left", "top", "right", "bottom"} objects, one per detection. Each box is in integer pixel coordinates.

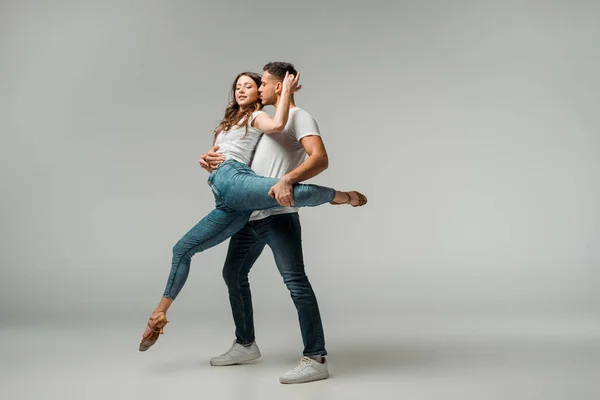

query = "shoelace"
[
  {"left": 290, "top": 357, "right": 313, "bottom": 372},
  {"left": 219, "top": 342, "right": 242, "bottom": 356}
]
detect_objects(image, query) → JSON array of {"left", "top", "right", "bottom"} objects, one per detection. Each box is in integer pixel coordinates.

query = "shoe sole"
[
  {"left": 279, "top": 371, "right": 329, "bottom": 384},
  {"left": 138, "top": 339, "right": 157, "bottom": 352},
  {"left": 210, "top": 353, "right": 261, "bottom": 366}
]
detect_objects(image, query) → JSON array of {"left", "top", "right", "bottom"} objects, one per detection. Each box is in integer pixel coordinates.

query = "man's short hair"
[{"left": 263, "top": 61, "right": 297, "bottom": 81}]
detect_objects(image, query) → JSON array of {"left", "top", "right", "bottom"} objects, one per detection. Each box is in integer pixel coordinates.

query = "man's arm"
[
  {"left": 282, "top": 135, "right": 329, "bottom": 183},
  {"left": 268, "top": 135, "right": 329, "bottom": 206},
  {"left": 199, "top": 145, "right": 225, "bottom": 172}
]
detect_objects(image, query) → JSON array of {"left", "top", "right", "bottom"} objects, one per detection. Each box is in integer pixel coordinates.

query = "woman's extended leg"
[
  {"left": 163, "top": 208, "right": 251, "bottom": 299},
  {"left": 217, "top": 168, "right": 366, "bottom": 212},
  {"left": 140, "top": 206, "right": 251, "bottom": 351}
]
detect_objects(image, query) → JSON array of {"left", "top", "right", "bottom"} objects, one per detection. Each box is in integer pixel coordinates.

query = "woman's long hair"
[{"left": 213, "top": 72, "right": 263, "bottom": 144}]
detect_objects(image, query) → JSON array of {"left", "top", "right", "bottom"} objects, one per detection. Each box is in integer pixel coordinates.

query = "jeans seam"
[
  {"left": 312, "top": 304, "right": 325, "bottom": 351},
  {"left": 210, "top": 183, "right": 222, "bottom": 200},
  {"left": 234, "top": 239, "right": 263, "bottom": 343},
  {"left": 164, "top": 241, "right": 207, "bottom": 298},
  {"left": 164, "top": 213, "right": 244, "bottom": 299}
]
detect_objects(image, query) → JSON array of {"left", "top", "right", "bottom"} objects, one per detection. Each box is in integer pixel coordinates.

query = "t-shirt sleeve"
[
  {"left": 291, "top": 110, "right": 321, "bottom": 141},
  {"left": 250, "top": 110, "right": 267, "bottom": 125}
]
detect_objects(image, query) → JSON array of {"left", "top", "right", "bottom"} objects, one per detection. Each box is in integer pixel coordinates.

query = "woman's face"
[{"left": 235, "top": 75, "right": 260, "bottom": 107}]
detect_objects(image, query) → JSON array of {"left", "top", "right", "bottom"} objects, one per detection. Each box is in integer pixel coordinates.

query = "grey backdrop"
[{"left": 2, "top": 0, "right": 599, "bottom": 325}]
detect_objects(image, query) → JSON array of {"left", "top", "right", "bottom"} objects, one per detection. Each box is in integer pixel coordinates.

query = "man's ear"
[{"left": 275, "top": 81, "right": 282, "bottom": 95}]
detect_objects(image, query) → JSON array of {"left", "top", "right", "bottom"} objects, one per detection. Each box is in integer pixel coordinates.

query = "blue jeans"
[
  {"left": 223, "top": 213, "right": 327, "bottom": 356},
  {"left": 163, "top": 159, "right": 336, "bottom": 299}
]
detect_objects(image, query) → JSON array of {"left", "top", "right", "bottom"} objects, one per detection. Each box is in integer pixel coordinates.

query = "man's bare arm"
[
  {"left": 268, "top": 135, "right": 329, "bottom": 206},
  {"left": 284, "top": 135, "right": 329, "bottom": 184}
]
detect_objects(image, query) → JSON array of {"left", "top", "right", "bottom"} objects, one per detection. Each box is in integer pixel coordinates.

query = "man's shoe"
[
  {"left": 210, "top": 340, "right": 261, "bottom": 366},
  {"left": 279, "top": 356, "right": 329, "bottom": 384}
]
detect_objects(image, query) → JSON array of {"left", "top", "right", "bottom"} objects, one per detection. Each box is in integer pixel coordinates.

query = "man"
[{"left": 199, "top": 62, "right": 329, "bottom": 384}]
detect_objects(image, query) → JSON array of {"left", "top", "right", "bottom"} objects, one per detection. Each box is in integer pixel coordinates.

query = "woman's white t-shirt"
[{"left": 214, "top": 111, "right": 266, "bottom": 165}]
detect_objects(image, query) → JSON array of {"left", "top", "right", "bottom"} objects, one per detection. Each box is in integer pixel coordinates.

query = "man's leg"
[
  {"left": 223, "top": 222, "right": 266, "bottom": 345},
  {"left": 211, "top": 222, "right": 265, "bottom": 366},
  {"left": 263, "top": 213, "right": 329, "bottom": 383},
  {"left": 263, "top": 213, "right": 327, "bottom": 357}
]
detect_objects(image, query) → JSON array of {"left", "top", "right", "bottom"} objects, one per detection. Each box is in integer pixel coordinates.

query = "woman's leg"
[
  {"left": 141, "top": 206, "right": 250, "bottom": 348},
  {"left": 222, "top": 172, "right": 361, "bottom": 212},
  {"left": 163, "top": 208, "right": 251, "bottom": 299}
]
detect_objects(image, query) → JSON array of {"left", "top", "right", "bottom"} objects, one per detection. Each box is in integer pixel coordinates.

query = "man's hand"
[
  {"left": 268, "top": 177, "right": 295, "bottom": 207},
  {"left": 199, "top": 146, "right": 225, "bottom": 172}
]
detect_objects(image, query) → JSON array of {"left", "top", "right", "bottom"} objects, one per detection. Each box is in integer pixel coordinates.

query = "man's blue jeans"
[
  {"left": 162, "top": 159, "right": 336, "bottom": 300},
  {"left": 223, "top": 213, "right": 327, "bottom": 356}
]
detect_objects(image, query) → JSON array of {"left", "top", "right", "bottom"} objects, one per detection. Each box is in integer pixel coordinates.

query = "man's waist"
[{"left": 249, "top": 207, "right": 299, "bottom": 221}]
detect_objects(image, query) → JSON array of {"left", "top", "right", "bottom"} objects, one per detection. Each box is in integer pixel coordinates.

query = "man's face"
[{"left": 258, "top": 71, "right": 280, "bottom": 106}]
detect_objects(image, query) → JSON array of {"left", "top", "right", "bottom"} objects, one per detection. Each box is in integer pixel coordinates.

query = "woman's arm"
[{"left": 253, "top": 72, "right": 300, "bottom": 134}]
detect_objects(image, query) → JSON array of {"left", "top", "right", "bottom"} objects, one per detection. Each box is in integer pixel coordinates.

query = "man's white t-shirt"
[{"left": 249, "top": 107, "right": 320, "bottom": 221}]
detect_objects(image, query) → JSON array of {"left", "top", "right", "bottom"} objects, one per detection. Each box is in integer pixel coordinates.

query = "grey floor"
[{"left": 2, "top": 313, "right": 600, "bottom": 400}]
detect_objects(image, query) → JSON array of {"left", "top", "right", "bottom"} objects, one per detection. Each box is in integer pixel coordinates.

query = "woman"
[{"left": 140, "top": 71, "right": 366, "bottom": 351}]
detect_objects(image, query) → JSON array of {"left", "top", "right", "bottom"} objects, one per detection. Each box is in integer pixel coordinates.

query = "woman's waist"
[{"left": 215, "top": 146, "right": 253, "bottom": 165}]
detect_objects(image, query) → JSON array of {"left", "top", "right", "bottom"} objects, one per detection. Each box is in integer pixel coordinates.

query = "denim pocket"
[{"left": 210, "top": 182, "right": 222, "bottom": 200}]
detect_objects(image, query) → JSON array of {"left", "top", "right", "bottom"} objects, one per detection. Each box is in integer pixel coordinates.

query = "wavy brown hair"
[{"left": 213, "top": 72, "right": 263, "bottom": 144}]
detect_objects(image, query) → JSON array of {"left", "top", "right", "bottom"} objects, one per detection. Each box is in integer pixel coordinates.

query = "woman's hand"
[
  {"left": 281, "top": 71, "right": 302, "bottom": 94},
  {"left": 254, "top": 71, "right": 302, "bottom": 134}
]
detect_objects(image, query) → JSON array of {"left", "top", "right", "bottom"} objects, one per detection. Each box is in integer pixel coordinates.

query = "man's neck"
[{"left": 273, "top": 95, "right": 297, "bottom": 110}]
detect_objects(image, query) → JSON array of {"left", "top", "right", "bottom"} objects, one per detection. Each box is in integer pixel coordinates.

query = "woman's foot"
[
  {"left": 139, "top": 311, "right": 169, "bottom": 352},
  {"left": 330, "top": 191, "right": 368, "bottom": 207}
]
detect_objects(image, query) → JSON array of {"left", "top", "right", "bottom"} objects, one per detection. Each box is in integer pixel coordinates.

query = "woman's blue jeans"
[{"left": 163, "top": 159, "right": 336, "bottom": 299}]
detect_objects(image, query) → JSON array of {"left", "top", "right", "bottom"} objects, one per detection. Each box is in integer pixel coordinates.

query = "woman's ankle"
[{"left": 333, "top": 191, "right": 351, "bottom": 204}]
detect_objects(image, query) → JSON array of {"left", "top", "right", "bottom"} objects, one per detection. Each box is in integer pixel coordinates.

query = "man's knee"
[
  {"left": 222, "top": 264, "right": 248, "bottom": 287},
  {"left": 283, "top": 272, "right": 311, "bottom": 293},
  {"left": 222, "top": 266, "right": 235, "bottom": 287}
]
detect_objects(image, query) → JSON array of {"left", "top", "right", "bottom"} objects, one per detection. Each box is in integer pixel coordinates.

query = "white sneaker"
[
  {"left": 279, "top": 356, "right": 329, "bottom": 384},
  {"left": 210, "top": 340, "right": 261, "bottom": 366}
]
